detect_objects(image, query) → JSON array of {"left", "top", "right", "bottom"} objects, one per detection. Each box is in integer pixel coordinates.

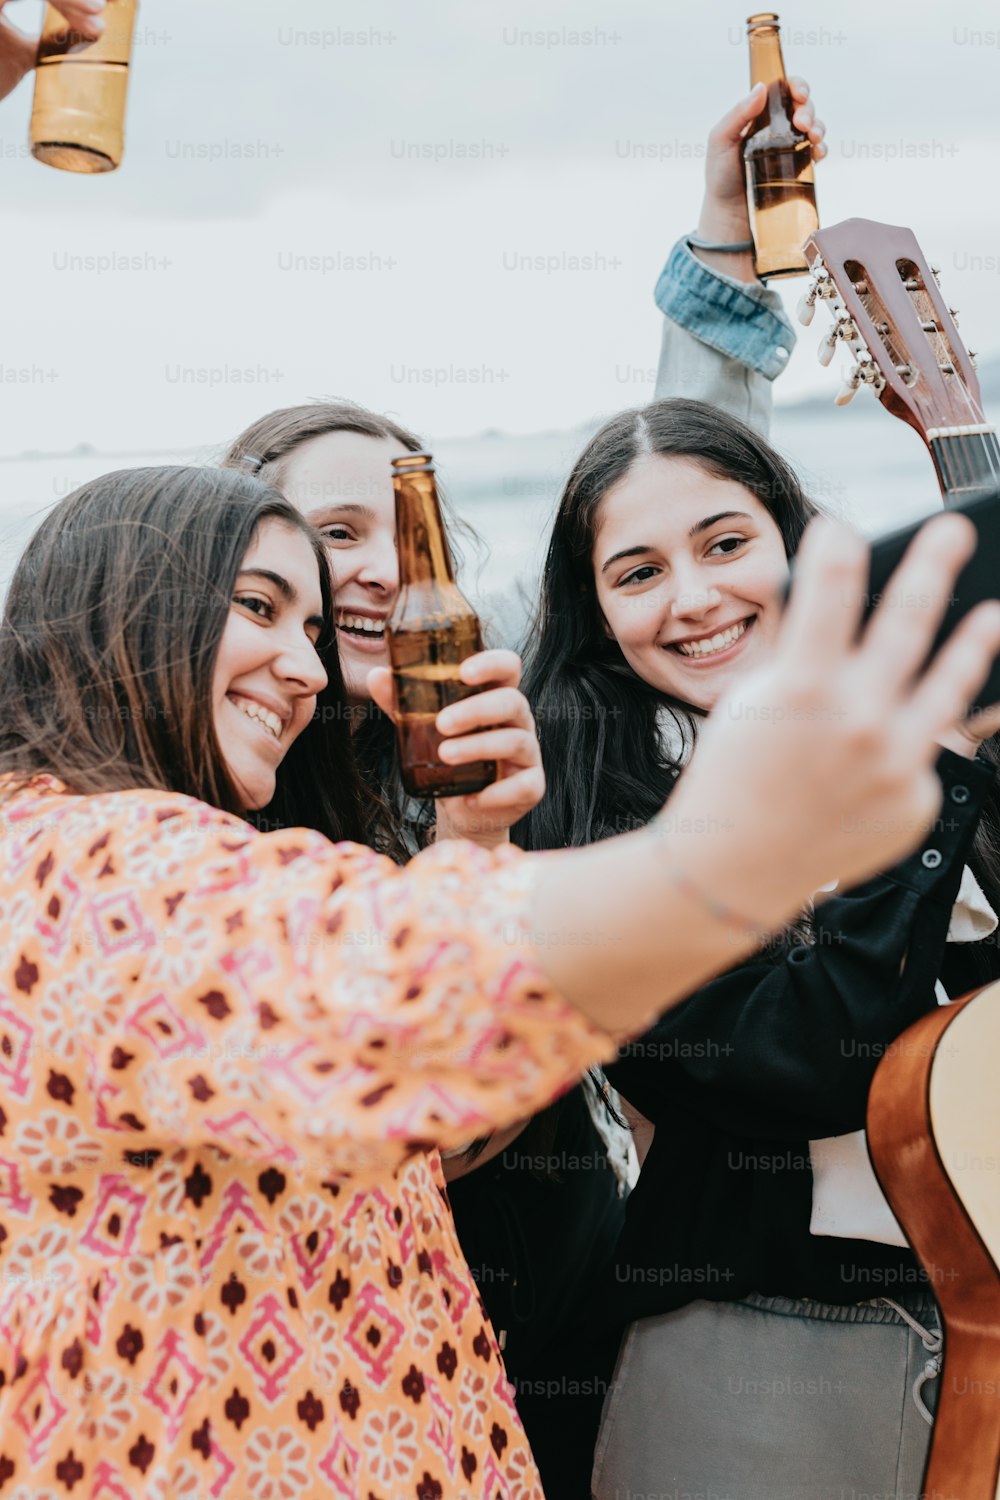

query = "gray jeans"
[{"left": 592, "top": 1292, "right": 941, "bottom": 1500}]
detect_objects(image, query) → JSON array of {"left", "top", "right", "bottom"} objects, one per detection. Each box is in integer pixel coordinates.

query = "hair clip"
[{"left": 241, "top": 452, "right": 266, "bottom": 474}]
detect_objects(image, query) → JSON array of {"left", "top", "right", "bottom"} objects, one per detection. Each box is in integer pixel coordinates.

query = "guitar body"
[{"left": 867, "top": 982, "right": 1000, "bottom": 1500}]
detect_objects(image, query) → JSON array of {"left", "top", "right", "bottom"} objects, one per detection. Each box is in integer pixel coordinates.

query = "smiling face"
[
  {"left": 592, "top": 453, "right": 790, "bottom": 712},
  {"left": 279, "top": 430, "right": 403, "bottom": 701},
  {"left": 212, "top": 519, "right": 329, "bottom": 810}
]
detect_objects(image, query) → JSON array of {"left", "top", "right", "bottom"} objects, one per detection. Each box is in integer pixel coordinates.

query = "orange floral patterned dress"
[{"left": 0, "top": 778, "right": 614, "bottom": 1500}]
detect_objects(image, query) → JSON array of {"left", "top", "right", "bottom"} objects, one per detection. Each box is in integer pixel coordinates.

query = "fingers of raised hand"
[
  {"left": 51, "top": 0, "right": 106, "bottom": 38},
  {"left": 709, "top": 82, "right": 767, "bottom": 149},
  {"left": 458, "top": 648, "right": 522, "bottom": 690},
  {"left": 365, "top": 666, "right": 397, "bottom": 720},
  {"left": 437, "top": 686, "right": 532, "bottom": 738},
  {"left": 455, "top": 765, "right": 547, "bottom": 817},
  {"left": 861, "top": 513, "right": 978, "bottom": 689},
  {"left": 903, "top": 601, "right": 1000, "bottom": 746},
  {"left": 959, "top": 697, "right": 1000, "bottom": 745},
  {"left": 778, "top": 517, "right": 870, "bottom": 664},
  {"left": 439, "top": 727, "right": 540, "bottom": 769}
]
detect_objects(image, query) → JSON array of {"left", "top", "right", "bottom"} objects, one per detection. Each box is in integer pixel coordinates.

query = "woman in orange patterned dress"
[{"left": 0, "top": 465, "right": 993, "bottom": 1499}]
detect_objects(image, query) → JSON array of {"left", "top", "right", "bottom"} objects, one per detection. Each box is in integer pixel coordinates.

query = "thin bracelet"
[
  {"left": 686, "top": 231, "right": 755, "bottom": 253},
  {"left": 656, "top": 853, "right": 772, "bottom": 943}
]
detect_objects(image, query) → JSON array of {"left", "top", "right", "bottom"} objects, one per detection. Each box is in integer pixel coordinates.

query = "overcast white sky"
[{"left": 3, "top": 0, "right": 999, "bottom": 454}]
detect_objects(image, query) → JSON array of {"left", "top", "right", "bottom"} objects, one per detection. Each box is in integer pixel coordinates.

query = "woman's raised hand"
[
  {"left": 675, "top": 512, "right": 1000, "bottom": 904},
  {"left": 0, "top": 0, "right": 108, "bottom": 102},
  {"left": 694, "top": 77, "right": 826, "bottom": 276},
  {"left": 529, "top": 512, "right": 1000, "bottom": 1036},
  {"left": 368, "top": 649, "right": 546, "bottom": 851}
]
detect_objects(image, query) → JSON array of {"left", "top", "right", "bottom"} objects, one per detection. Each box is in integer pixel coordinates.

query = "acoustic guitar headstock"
[{"left": 799, "top": 218, "right": 986, "bottom": 447}]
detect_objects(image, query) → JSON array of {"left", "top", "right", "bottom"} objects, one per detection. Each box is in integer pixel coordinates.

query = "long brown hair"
[
  {"left": 0, "top": 465, "right": 366, "bottom": 843},
  {"left": 221, "top": 399, "right": 481, "bottom": 858}
]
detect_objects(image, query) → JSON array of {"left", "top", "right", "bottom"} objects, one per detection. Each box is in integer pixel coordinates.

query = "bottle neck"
[
  {"left": 747, "top": 24, "right": 786, "bottom": 87},
  {"left": 393, "top": 471, "right": 455, "bottom": 587}
]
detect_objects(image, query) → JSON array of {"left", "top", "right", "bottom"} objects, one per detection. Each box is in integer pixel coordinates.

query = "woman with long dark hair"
[
  {"left": 1, "top": 462, "right": 985, "bottom": 1496},
  {"left": 219, "top": 400, "right": 638, "bottom": 1498},
  {"left": 515, "top": 397, "right": 1000, "bottom": 1500}
]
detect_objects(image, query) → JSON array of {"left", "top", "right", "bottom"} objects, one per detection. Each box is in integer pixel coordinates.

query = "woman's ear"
[{"left": 600, "top": 609, "right": 615, "bottom": 640}]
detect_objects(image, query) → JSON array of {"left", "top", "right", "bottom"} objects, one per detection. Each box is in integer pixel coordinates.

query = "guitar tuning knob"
[
  {"left": 969, "top": 350, "right": 978, "bottom": 369},
  {"left": 817, "top": 327, "right": 838, "bottom": 367},
  {"left": 948, "top": 307, "right": 960, "bottom": 327},
  {"left": 834, "top": 366, "right": 864, "bottom": 406},
  {"left": 930, "top": 264, "right": 942, "bottom": 285},
  {"left": 796, "top": 287, "right": 817, "bottom": 326}
]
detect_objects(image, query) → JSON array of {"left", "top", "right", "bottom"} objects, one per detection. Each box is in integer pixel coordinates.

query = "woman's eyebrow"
[
  {"left": 601, "top": 544, "right": 654, "bottom": 575},
  {"left": 689, "top": 510, "right": 752, "bottom": 537},
  {"left": 236, "top": 568, "right": 295, "bottom": 600},
  {"left": 306, "top": 502, "right": 377, "bottom": 521}
]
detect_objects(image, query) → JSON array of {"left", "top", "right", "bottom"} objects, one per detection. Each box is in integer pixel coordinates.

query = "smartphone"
[{"left": 788, "top": 483, "right": 1000, "bottom": 714}]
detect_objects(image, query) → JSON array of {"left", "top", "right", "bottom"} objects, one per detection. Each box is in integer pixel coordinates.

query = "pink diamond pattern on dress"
[
  {"left": 210, "top": 1435, "right": 237, "bottom": 1498},
  {"left": 79, "top": 1175, "right": 146, "bottom": 1258},
  {"left": 382, "top": 1082, "right": 492, "bottom": 1140},
  {"left": 424, "top": 1375, "right": 456, "bottom": 1477},
  {"left": 142, "top": 1328, "right": 205, "bottom": 1442},
  {"left": 90, "top": 1459, "right": 134, "bottom": 1500},
  {"left": 199, "top": 1182, "right": 270, "bottom": 1276},
  {"left": 288, "top": 1224, "right": 336, "bottom": 1291},
  {"left": 269, "top": 1039, "right": 343, "bottom": 1107},
  {"left": 236, "top": 1293, "right": 305, "bottom": 1405},
  {"left": 317, "top": 1431, "right": 361, "bottom": 1497},
  {"left": 85, "top": 1270, "right": 119, "bottom": 1347},
  {"left": 430, "top": 1249, "right": 473, "bottom": 1330},
  {"left": 127, "top": 992, "right": 206, "bottom": 1061},
  {"left": 491, "top": 1362, "right": 519, "bottom": 1418},
  {"left": 35, "top": 870, "right": 82, "bottom": 959},
  {"left": 13, "top": 1358, "right": 68, "bottom": 1464},
  {"left": 201, "top": 1110, "right": 298, "bottom": 1165},
  {"left": 87, "top": 891, "right": 156, "bottom": 958},
  {"left": 344, "top": 1281, "right": 406, "bottom": 1388},
  {"left": 0, "top": 1156, "right": 33, "bottom": 1216},
  {"left": 0, "top": 1005, "right": 34, "bottom": 1100},
  {"left": 218, "top": 944, "right": 276, "bottom": 1003}
]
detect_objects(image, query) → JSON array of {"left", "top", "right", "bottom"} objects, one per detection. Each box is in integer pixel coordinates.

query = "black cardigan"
[{"left": 604, "top": 748, "right": 1000, "bottom": 1325}]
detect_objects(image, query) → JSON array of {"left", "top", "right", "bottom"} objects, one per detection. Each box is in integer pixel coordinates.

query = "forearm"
[{"left": 653, "top": 236, "right": 794, "bottom": 435}]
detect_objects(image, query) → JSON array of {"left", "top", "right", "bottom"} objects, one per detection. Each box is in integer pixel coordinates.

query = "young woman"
[
  {"left": 219, "top": 402, "right": 635, "bottom": 1499},
  {"left": 515, "top": 398, "right": 1000, "bottom": 1500},
  {"left": 0, "top": 462, "right": 984, "bottom": 1497}
]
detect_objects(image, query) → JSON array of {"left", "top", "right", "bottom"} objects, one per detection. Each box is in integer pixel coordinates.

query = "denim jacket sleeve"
[{"left": 653, "top": 236, "right": 797, "bottom": 436}]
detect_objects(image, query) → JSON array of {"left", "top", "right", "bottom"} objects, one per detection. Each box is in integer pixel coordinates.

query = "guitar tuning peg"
[
  {"left": 834, "top": 366, "right": 865, "bottom": 406},
  {"left": 969, "top": 350, "right": 978, "bottom": 369},
  {"left": 796, "top": 287, "right": 817, "bottom": 326},
  {"left": 930, "top": 264, "right": 942, "bottom": 285},
  {"left": 817, "top": 327, "right": 838, "bottom": 367},
  {"left": 948, "top": 307, "right": 960, "bottom": 327}
]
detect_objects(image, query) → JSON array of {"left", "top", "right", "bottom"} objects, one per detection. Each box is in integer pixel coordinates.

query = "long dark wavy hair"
[
  {"left": 0, "top": 465, "right": 367, "bottom": 844},
  {"left": 220, "top": 399, "right": 481, "bottom": 859},
  {"left": 517, "top": 399, "right": 817, "bottom": 849},
  {"left": 516, "top": 398, "right": 1000, "bottom": 967}
]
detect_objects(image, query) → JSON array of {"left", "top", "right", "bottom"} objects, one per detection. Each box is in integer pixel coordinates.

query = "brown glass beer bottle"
[
  {"left": 386, "top": 454, "right": 497, "bottom": 799},
  {"left": 31, "top": 0, "right": 138, "bottom": 173},
  {"left": 743, "top": 13, "right": 818, "bottom": 279}
]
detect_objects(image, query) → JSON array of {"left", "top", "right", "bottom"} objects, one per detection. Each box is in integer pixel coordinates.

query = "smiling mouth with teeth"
[
  {"left": 670, "top": 618, "right": 752, "bottom": 659},
  {"left": 335, "top": 611, "right": 387, "bottom": 640},
  {"left": 229, "top": 694, "right": 284, "bottom": 741}
]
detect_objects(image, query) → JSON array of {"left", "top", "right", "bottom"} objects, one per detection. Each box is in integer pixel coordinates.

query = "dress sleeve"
[{"left": 66, "top": 794, "right": 615, "bottom": 1176}]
